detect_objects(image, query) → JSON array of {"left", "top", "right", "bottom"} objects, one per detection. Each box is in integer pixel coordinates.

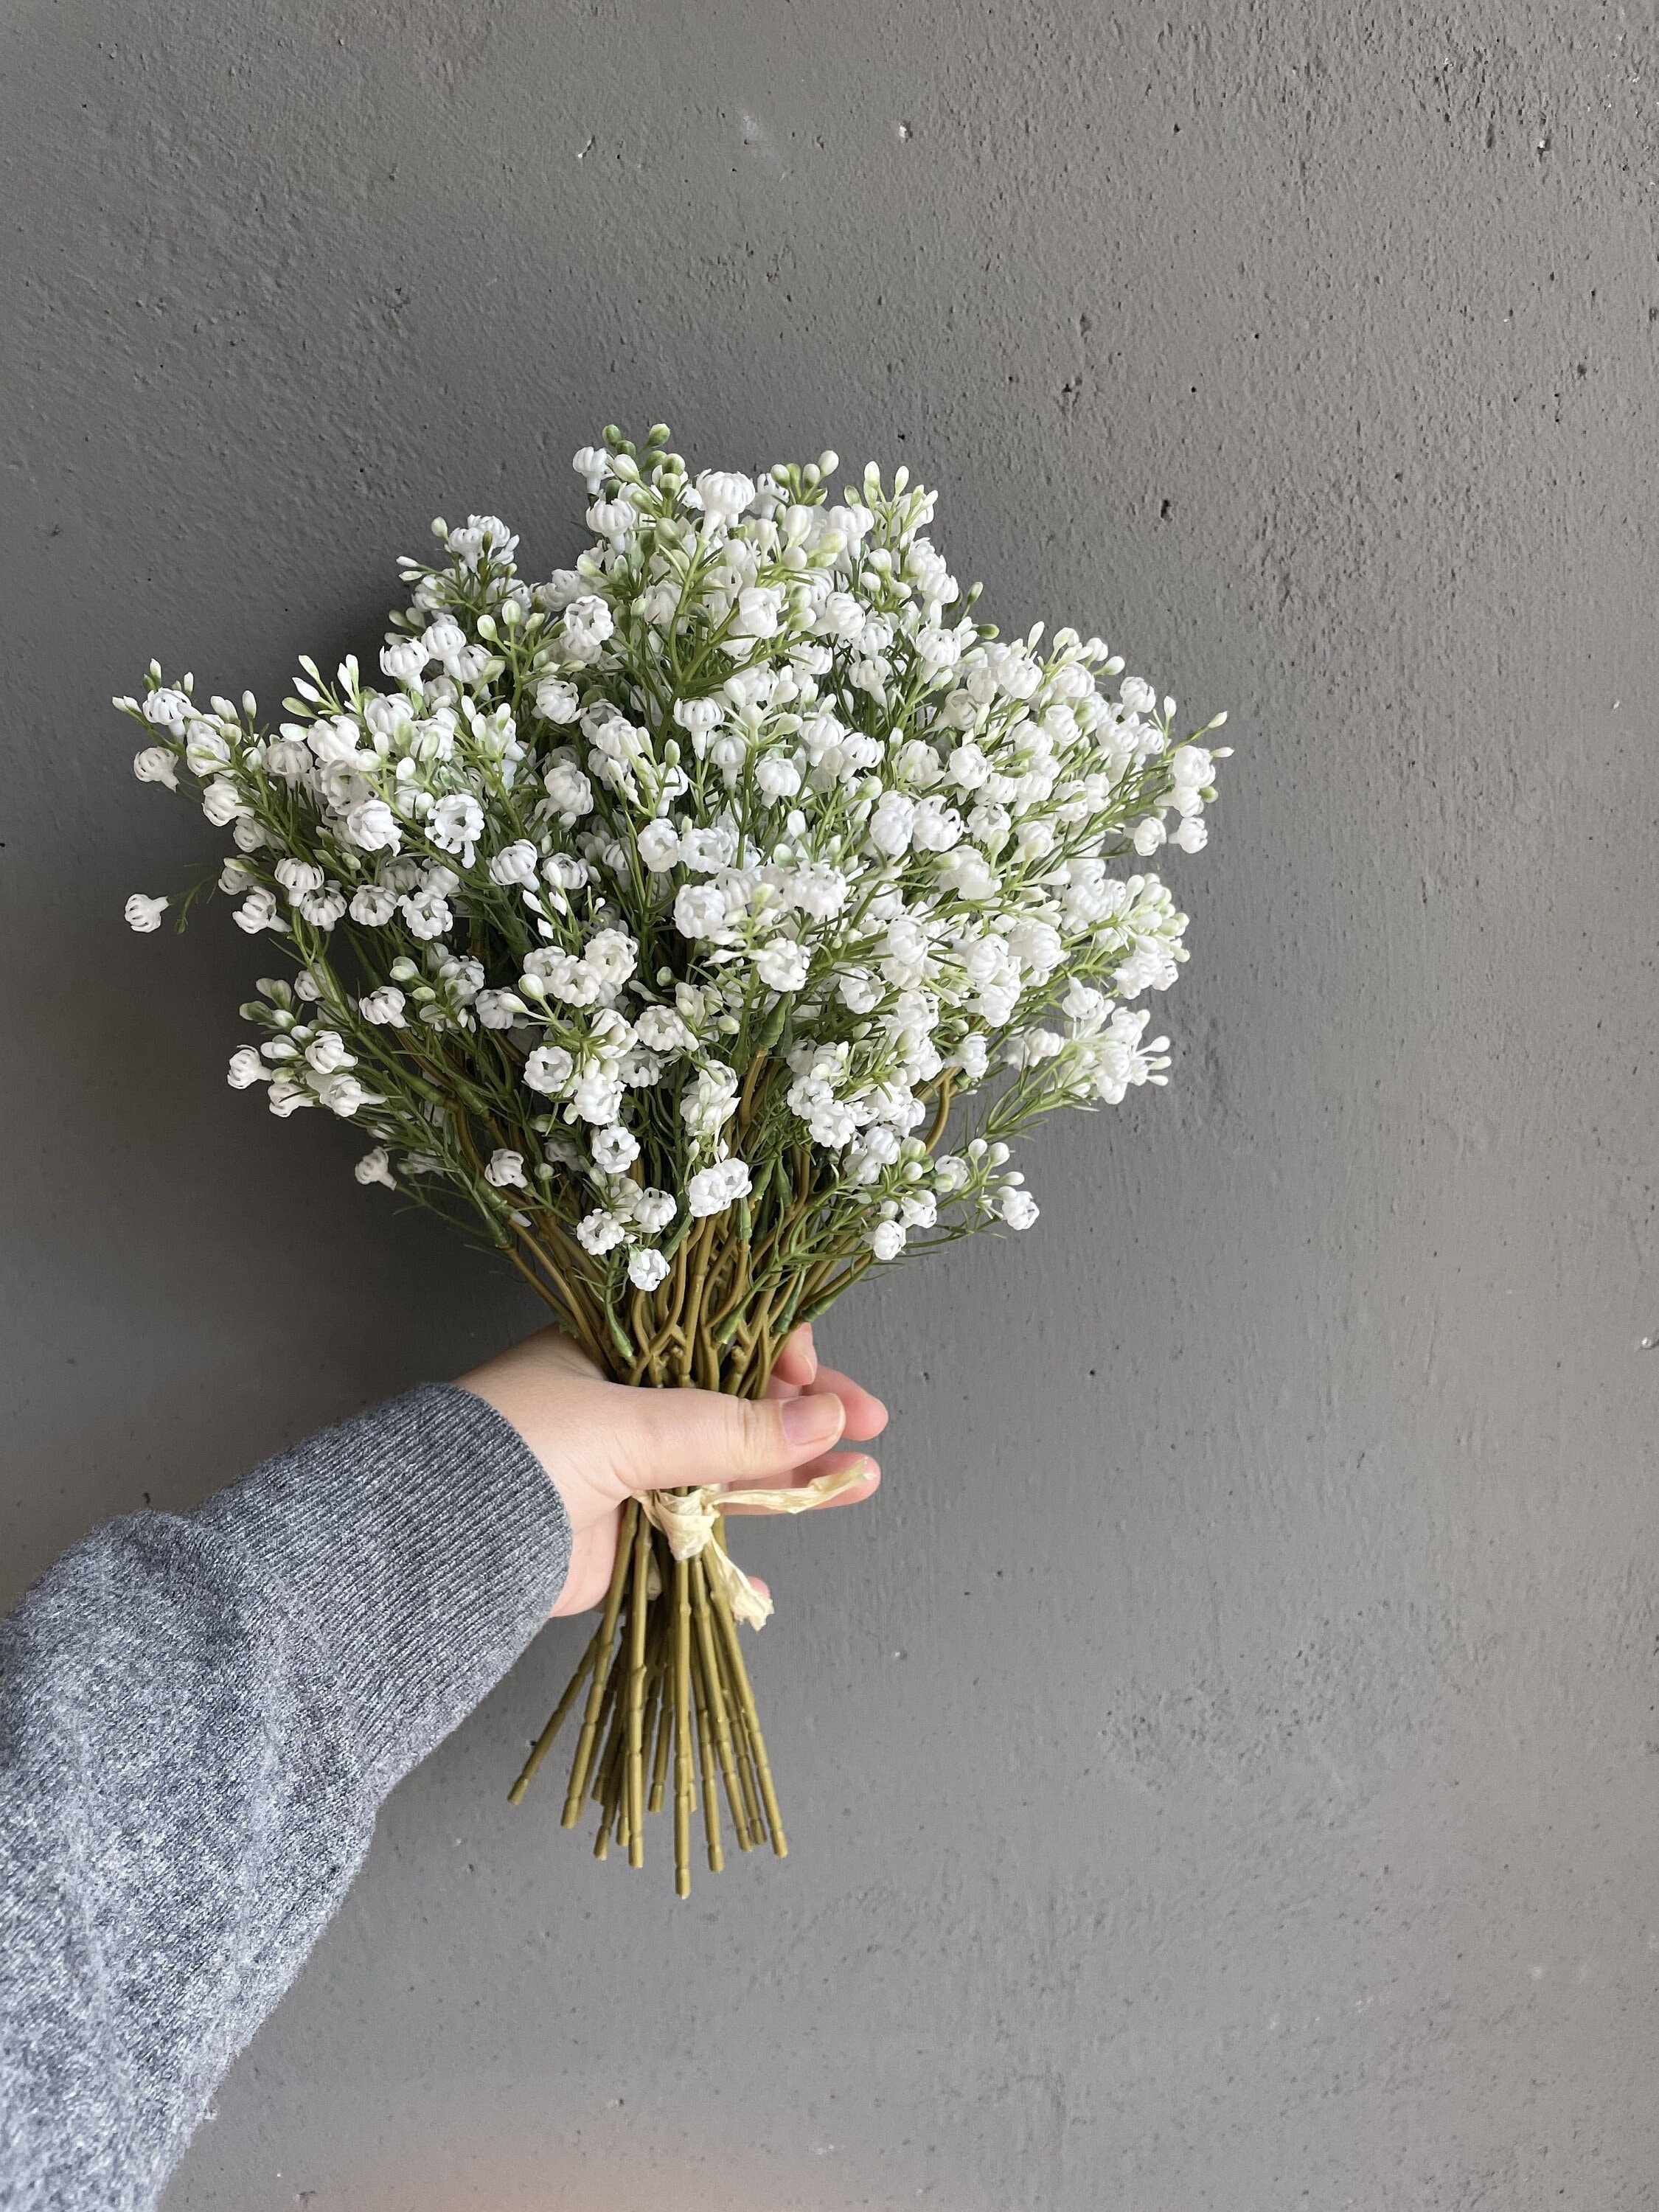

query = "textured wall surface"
[{"left": 6, "top": 3, "right": 1659, "bottom": 2205}]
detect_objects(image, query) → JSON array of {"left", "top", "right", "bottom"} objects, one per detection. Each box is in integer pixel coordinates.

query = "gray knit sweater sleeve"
[{"left": 0, "top": 1380, "right": 571, "bottom": 2212}]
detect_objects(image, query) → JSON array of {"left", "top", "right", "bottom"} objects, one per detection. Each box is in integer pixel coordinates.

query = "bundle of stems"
[{"left": 509, "top": 1499, "right": 783, "bottom": 1896}]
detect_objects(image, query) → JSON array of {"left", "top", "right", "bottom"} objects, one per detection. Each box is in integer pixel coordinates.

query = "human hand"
[{"left": 456, "top": 1324, "right": 886, "bottom": 1615}]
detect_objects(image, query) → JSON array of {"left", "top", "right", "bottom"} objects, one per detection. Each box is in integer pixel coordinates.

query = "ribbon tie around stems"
[{"left": 639, "top": 1461, "right": 872, "bottom": 1629}]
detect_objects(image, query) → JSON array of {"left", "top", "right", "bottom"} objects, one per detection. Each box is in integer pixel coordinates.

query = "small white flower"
[
  {"left": 296, "top": 886, "right": 344, "bottom": 932},
  {"left": 349, "top": 885, "right": 397, "bottom": 926},
  {"left": 275, "top": 858, "right": 324, "bottom": 902},
  {"left": 233, "top": 888, "right": 283, "bottom": 934},
  {"left": 678, "top": 824, "right": 737, "bottom": 874},
  {"left": 226, "top": 1046, "right": 268, "bottom": 1088},
  {"left": 627, "top": 1246, "right": 671, "bottom": 1292},
  {"left": 523, "top": 1044, "right": 576, "bottom": 1095},
  {"left": 535, "top": 676, "right": 581, "bottom": 723},
  {"left": 142, "top": 687, "right": 191, "bottom": 727},
  {"left": 345, "top": 798, "right": 402, "bottom": 852},
  {"left": 1004, "top": 1027, "right": 1065, "bottom": 1070},
  {"left": 588, "top": 496, "right": 639, "bottom": 540},
  {"left": 998, "top": 1187, "right": 1040, "bottom": 1230},
  {"left": 937, "top": 848, "right": 998, "bottom": 901},
  {"left": 488, "top": 839, "right": 540, "bottom": 887},
  {"left": 354, "top": 1146, "right": 397, "bottom": 1189},
  {"left": 675, "top": 882, "right": 731, "bottom": 939},
  {"left": 867, "top": 1219, "right": 907, "bottom": 1261},
  {"left": 430, "top": 793, "right": 484, "bottom": 861},
  {"left": 636, "top": 819, "right": 681, "bottom": 872},
  {"left": 562, "top": 594, "right": 614, "bottom": 648},
  {"left": 947, "top": 742, "right": 991, "bottom": 791},
  {"left": 474, "top": 989, "right": 522, "bottom": 1030},
  {"left": 304, "top": 1030, "right": 355, "bottom": 1074},
  {"left": 399, "top": 888, "right": 453, "bottom": 941},
  {"left": 754, "top": 754, "right": 801, "bottom": 800},
  {"left": 484, "top": 1148, "right": 528, "bottom": 1188},
  {"left": 686, "top": 1158, "right": 753, "bottom": 1219},
  {"left": 787, "top": 863, "right": 849, "bottom": 921},
  {"left": 523, "top": 950, "right": 600, "bottom": 1006},
  {"left": 380, "top": 639, "right": 428, "bottom": 684},
  {"left": 124, "top": 892, "right": 170, "bottom": 933},
  {"left": 1170, "top": 813, "right": 1208, "bottom": 854},
  {"left": 133, "top": 746, "right": 178, "bottom": 790},
  {"left": 201, "top": 777, "right": 248, "bottom": 827},
  {"left": 817, "top": 591, "right": 865, "bottom": 639},
  {"left": 571, "top": 1068, "right": 625, "bottom": 1125},
  {"left": 868, "top": 792, "right": 916, "bottom": 857},
  {"left": 635, "top": 1004, "right": 694, "bottom": 1054},
  {"left": 731, "top": 585, "right": 784, "bottom": 639},
  {"left": 359, "top": 986, "right": 406, "bottom": 1026},
  {"left": 950, "top": 1032, "right": 990, "bottom": 1081},
  {"left": 577, "top": 1208, "right": 629, "bottom": 1256},
  {"left": 571, "top": 445, "right": 611, "bottom": 494},
  {"left": 695, "top": 470, "right": 756, "bottom": 525},
  {"left": 313, "top": 1070, "right": 380, "bottom": 1117},
  {"left": 267, "top": 1077, "right": 312, "bottom": 1117},
  {"left": 680, "top": 1062, "right": 739, "bottom": 1143},
  {"left": 582, "top": 928, "right": 639, "bottom": 986},
  {"left": 836, "top": 969, "right": 883, "bottom": 1015},
  {"left": 592, "top": 1124, "right": 641, "bottom": 1172},
  {"left": 754, "top": 937, "right": 810, "bottom": 992},
  {"left": 544, "top": 759, "right": 595, "bottom": 821},
  {"left": 630, "top": 1188, "right": 678, "bottom": 1234}
]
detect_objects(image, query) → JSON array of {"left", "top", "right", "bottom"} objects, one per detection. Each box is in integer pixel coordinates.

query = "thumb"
[{"left": 611, "top": 1382, "right": 846, "bottom": 1495}]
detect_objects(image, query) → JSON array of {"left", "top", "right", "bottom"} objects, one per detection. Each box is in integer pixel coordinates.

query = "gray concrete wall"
[{"left": 5, "top": 2, "right": 1658, "bottom": 2204}]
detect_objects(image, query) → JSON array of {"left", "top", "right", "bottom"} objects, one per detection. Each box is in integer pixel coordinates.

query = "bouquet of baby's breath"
[{"left": 120, "top": 425, "right": 1228, "bottom": 1891}]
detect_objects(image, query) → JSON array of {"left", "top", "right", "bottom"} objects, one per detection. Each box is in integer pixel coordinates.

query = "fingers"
[
  {"left": 613, "top": 1377, "right": 849, "bottom": 1493},
  {"left": 810, "top": 1365, "right": 888, "bottom": 1441},
  {"left": 770, "top": 1324, "right": 818, "bottom": 1390},
  {"left": 765, "top": 1349, "right": 888, "bottom": 1445}
]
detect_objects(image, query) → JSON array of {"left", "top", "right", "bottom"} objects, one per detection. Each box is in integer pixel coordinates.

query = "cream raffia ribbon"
[{"left": 639, "top": 1461, "right": 871, "bottom": 1630}]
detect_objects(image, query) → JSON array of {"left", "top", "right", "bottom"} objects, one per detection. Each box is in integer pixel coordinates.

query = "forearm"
[{"left": 0, "top": 1382, "right": 569, "bottom": 2212}]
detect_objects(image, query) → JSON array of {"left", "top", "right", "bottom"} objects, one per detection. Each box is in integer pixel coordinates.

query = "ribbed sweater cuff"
[{"left": 195, "top": 1382, "right": 571, "bottom": 1796}]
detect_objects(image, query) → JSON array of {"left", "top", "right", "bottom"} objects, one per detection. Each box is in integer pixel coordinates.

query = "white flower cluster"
[{"left": 121, "top": 425, "right": 1226, "bottom": 1322}]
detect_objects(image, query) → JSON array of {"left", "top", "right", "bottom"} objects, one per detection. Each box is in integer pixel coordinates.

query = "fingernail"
[{"left": 781, "top": 1393, "right": 841, "bottom": 1448}]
